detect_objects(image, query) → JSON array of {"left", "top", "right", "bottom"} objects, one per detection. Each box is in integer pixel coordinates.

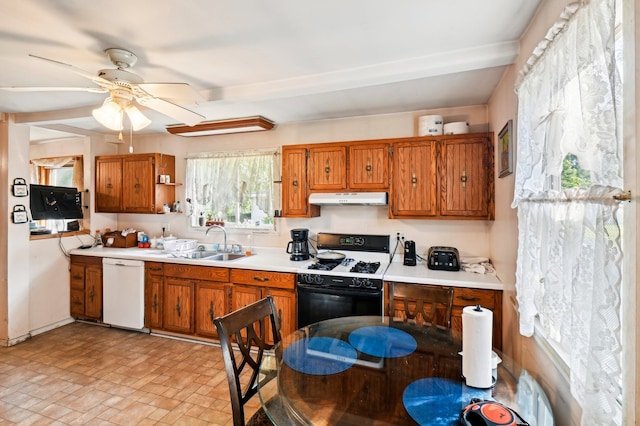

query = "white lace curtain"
[
  {"left": 185, "top": 150, "right": 276, "bottom": 224},
  {"left": 513, "top": 0, "right": 623, "bottom": 424}
]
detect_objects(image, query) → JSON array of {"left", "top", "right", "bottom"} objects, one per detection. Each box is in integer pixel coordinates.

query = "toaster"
[{"left": 427, "top": 246, "right": 460, "bottom": 271}]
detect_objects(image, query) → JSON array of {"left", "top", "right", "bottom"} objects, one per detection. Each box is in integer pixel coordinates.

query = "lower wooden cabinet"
[
  {"left": 230, "top": 269, "right": 297, "bottom": 343},
  {"left": 385, "top": 281, "right": 502, "bottom": 350},
  {"left": 159, "top": 264, "right": 231, "bottom": 337},
  {"left": 163, "top": 277, "right": 195, "bottom": 334},
  {"left": 195, "top": 282, "right": 228, "bottom": 338},
  {"left": 145, "top": 262, "right": 164, "bottom": 329},
  {"left": 70, "top": 255, "right": 103, "bottom": 321}
]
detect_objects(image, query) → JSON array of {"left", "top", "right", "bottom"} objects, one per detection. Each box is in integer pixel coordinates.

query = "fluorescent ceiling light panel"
[{"left": 166, "top": 116, "right": 275, "bottom": 136}]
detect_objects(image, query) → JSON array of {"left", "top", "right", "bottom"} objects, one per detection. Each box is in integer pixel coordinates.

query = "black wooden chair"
[
  {"left": 214, "top": 296, "right": 282, "bottom": 426},
  {"left": 388, "top": 282, "right": 454, "bottom": 330}
]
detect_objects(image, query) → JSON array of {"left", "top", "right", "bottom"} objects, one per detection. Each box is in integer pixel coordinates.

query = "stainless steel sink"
[
  {"left": 180, "top": 250, "right": 220, "bottom": 259},
  {"left": 206, "top": 253, "right": 247, "bottom": 261}
]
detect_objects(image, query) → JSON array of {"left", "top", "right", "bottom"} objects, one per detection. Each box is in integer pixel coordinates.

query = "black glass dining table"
[{"left": 257, "top": 316, "right": 554, "bottom": 426}]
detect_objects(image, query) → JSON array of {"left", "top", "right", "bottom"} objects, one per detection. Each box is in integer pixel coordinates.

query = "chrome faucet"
[{"left": 205, "top": 224, "right": 228, "bottom": 253}]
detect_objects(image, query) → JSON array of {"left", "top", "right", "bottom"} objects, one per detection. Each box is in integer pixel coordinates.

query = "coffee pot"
[{"left": 286, "top": 228, "right": 310, "bottom": 261}]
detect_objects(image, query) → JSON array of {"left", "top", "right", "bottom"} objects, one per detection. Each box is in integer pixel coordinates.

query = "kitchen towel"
[{"left": 461, "top": 305, "right": 493, "bottom": 388}]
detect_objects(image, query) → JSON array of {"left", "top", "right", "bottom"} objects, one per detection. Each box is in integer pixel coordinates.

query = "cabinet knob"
[
  {"left": 325, "top": 159, "right": 331, "bottom": 178},
  {"left": 461, "top": 170, "right": 467, "bottom": 188},
  {"left": 411, "top": 172, "right": 418, "bottom": 188},
  {"left": 366, "top": 163, "right": 372, "bottom": 174}
]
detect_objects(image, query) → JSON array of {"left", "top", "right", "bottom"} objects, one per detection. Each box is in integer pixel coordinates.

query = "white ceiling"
[{"left": 0, "top": 0, "right": 541, "bottom": 139}]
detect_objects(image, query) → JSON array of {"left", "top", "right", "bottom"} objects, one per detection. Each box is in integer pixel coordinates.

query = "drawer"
[
  {"left": 70, "top": 289, "right": 85, "bottom": 315},
  {"left": 145, "top": 262, "right": 164, "bottom": 275},
  {"left": 231, "top": 269, "right": 295, "bottom": 290},
  {"left": 70, "top": 264, "right": 85, "bottom": 290},
  {"left": 452, "top": 288, "right": 498, "bottom": 309},
  {"left": 164, "top": 264, "right": 229, "bottom": 282}
]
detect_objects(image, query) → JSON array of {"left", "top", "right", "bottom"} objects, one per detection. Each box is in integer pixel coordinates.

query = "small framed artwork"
[{"left": 498, "top": 120, "right": 513, "bottom": 178}]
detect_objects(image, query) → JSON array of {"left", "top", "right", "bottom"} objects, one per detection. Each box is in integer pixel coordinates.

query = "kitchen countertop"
[
  {"left": 70, "top": 246, "right": 503, "bottom": 290},
  {"left": 385, "top": 260, "right": 502, "bottom": 290}
]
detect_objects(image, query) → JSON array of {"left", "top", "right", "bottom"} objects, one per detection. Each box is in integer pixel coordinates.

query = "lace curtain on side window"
[
  {"left": 185, "top": 150, "right": 276, "bottom": 226},
  {"left": 513, "top": 0, "right": 623, "bottom": 424}
]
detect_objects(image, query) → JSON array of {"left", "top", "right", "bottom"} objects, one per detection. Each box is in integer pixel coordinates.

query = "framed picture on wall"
[{"left": 498, "top": 120, "right": 513, "bottom": 178}]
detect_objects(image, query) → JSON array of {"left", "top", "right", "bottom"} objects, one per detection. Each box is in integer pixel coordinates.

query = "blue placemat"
[
  {"left": 348, "top": 326, "right": 417, "bottom": 358},
  {"left": 403, "top": 378, "right": 492, "bottom": 426},
  {"left": 283, "top": 337, "right": 357, "bottom": 375}
]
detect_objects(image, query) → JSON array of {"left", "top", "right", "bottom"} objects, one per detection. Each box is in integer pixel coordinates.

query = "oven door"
[{"left": 297, "top": 283, "right": 382, "bottom": 328}]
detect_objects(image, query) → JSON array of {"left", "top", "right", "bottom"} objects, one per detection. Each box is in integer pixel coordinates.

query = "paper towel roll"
[{"left": 461, "top": 305, "right": 493, "bottom": 388}]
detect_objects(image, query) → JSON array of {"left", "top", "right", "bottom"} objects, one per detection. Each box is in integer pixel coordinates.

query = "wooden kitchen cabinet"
[
  {"left": 282, "top": 147, "right": 320, "bottom": 218},
  {"left": 144, "top": 262, "right": 164, "bottom": 329},
  {"left": 161, "top": 263, "right": 230, "bottom": 337},
  {"left": 69, "top": 255, "right": 103, "bottom": 321},
  {"left": 230, "top": 269, "right": 297, "bottom": 342},
  {"left": 195, "top": 282, "right": 228, "bottom": 338},
  {"left": 385, "top": 282, "right": 502, "bottom": 350},
  {"left": 439, "top": 136, "right": 493, "bottom": 219},
  {"left": 163, "top": 277, "right": 194, "bottom": 334},
  {"left": 348, "top": 142, "right": 390, "bottom": 190},
  {"left": 390, "top": 140, "right": 438, "bottom": 218},
  {"left": 95, "top": 153, "right": 176, "bottom": 214},
  {"left": 308, "top": 145, "right": 347, "bottom": 190},
  {"left": 389, "top": 133, "right": 494, "bottom": 219}
]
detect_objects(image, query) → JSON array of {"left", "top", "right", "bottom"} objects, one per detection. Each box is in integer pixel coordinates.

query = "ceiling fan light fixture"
[
  {"left": 92, "top": 97, "right": 123, "bottom": 131},
  {"left": 125, "top": 105, "right": 152, "bottom": 131},
  {"left": 166, "top": 116, "right": 275, "bottom": 137}
]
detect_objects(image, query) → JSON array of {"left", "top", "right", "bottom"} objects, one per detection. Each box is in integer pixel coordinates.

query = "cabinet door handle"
[
  {"left": 149, "top": 267, "right": 162, "bottom": 272},
  {"left": 459, "top": 295, "right": 480, "bottom": 302},
  {"left": 72, "top": 274, "right": 83, "bottom": 280},
  {"left": 411, "top": 172, "right": 418, "bottom": 188},
  {"left": 366, "top": 162, "right": 372, "bottom": 174},
  {"left": 461, "top": 170, "right": 467, "bottom": 188},
  {"left": 253, "top": 277, "right": 270, "bottom": 282},
  {"left": 153, "top": 294, "right": 158, "bottom": 313},
  {"left": 325, "top": 159, "right": 331, "bottom": 179},
  {"left": 209, "top": 302, "right": 215, "bottom": 325},
  {"left": 292, "top": 172, "right": 298, "bottom": 187},
  {"left": 89, "top": 286, "right": 94, "bottom": 302},
  {"left": 176, "top": 297, "right": 182, "bottom": 317}
]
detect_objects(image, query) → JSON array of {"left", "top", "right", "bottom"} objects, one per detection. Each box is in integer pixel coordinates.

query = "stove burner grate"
[
  {"left": 308, "top": 262, "right": 339, "bottom": 271},
  {"left": 350, "top": 261, "right": 381, "bottom": 274}
]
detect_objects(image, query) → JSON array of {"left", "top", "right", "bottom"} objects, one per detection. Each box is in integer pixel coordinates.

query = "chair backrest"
[
  {"left": 388, "top": 283, "right": 454, "bottom": 329},
  {"left": 214, "top": 296, "right": 281, "bottom": 426}
]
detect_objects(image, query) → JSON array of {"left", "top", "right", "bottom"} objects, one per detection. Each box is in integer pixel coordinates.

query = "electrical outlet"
[
  {"left": 396, "top": 231, "right": 405, "bottom": 241},
  {"left": 161, "top": 222, "right": 170, "bottom": 232}
]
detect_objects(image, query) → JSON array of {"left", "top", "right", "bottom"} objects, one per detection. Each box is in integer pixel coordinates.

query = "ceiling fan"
[{"left": 1, "top": 48, "right": 205, "bottom": 131}]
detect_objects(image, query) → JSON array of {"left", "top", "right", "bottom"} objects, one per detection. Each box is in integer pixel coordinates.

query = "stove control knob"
[
  {"left": 352, "top": 278, "right": 362, "bottom": 287},
  {"left": 314, "top": 275, "right": 325, "bottom": 285},
  {"left": 301, "top": 274, "right": 313, "bottom": 284}
]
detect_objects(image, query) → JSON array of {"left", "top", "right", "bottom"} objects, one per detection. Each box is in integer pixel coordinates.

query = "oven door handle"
[{"left": 297, "top": 283, "right": 381, "bottom": 297}]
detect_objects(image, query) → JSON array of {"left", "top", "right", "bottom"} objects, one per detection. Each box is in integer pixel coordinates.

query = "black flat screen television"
[{"left": 30, "top": 184, "right": 83, "bottom": 220}]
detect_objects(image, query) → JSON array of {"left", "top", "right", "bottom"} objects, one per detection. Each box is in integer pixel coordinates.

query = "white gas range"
[{"left": 295, "top": 232, "right": 391, "bottom": 327}]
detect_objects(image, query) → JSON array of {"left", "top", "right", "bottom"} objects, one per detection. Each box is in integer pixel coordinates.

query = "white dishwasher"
[{"left": 102, "top": 258, "right": 145, "bottom": 330}]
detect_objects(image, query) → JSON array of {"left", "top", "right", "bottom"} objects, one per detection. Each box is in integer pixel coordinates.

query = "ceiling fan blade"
[
  {"left": 29, "top": 54, "right": 115, "bottom": 90},
  {"left": 136, "top": 83, "right": 204, "bottom": 103},
  {"left": 0, "top": 86, "right": 107, "bottom": 93},
  {"left": 136, "top": 96, "right": 205, "bottom": 126}
]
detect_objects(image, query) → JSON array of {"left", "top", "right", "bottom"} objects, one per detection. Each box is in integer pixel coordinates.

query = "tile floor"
[{"left": 0, "top": 322, "right": 259, "bottom": 425}]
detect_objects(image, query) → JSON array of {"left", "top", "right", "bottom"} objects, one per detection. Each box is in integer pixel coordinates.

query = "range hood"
[{"left": 308, "top": 192, "right": 388, "bottom": 206}]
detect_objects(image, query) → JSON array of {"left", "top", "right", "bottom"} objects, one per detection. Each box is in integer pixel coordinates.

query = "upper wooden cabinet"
[
  {"left": 308, "top": 145, "right": 347, "bottom": 190},
  {"left": 439, "top": 136, "right": 493, "bottom": 218},
  {"left": 281, "top": 133, "right": 493, "bottom": 220},
  {"left": 349, "top": 143, "right": 390, "bottom": 190},
  {"left": 390, "top": 140, "right": 438, "bottom": 217},
  {"left": 95, "top": 153, "right": 176, "bottom": 214},
  {"left": 391, "top": 134, "right": 493, "bottom": 219},
  {"left": 282, "top": 147, "right": 320, "bottom": 218}
]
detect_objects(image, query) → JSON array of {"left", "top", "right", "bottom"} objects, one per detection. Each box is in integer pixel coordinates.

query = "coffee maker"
[{"left": 287, "top": 228, "right": 310, "bottom": 261}]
